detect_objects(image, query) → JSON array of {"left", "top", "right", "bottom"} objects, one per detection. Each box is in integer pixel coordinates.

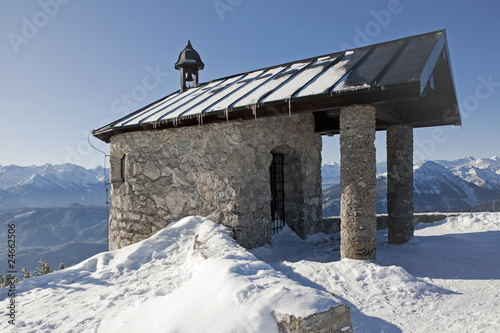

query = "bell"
[{"left": 175, "top": 41, "right": 204, "bottom": 92}]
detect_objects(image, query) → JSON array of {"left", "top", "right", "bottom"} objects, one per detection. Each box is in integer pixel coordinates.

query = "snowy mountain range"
[
  {"left": 1, "top": 157, "right": 499, "bottom": 274},
  {"left": 0, "top": 163, "right": 107, "bottom": 209},
  {"left": 0, "top": 206, "right": 107, "bottom": 275},
  {"left": 1, "top": 157, "right": 499, "bottom": 214},
  {"left": 322, "top": 156, "right": 500, "bottom": 216},
  {"left": 0, "top": 163, "right": 109, "bottom": 274}
]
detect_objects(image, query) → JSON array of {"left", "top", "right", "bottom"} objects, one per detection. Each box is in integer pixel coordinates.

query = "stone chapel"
[{"left": 93, "top": 30, "right": 460, "bottom": 261}]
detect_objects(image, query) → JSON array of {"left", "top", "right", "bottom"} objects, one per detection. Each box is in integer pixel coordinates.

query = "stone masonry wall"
[{"left": 108, "top": 113, "right": 322, "bottom": 250}]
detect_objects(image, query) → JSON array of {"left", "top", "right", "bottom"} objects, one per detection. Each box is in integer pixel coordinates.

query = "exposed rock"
[{"left": 274, "top": 304, "right": 353, "bottom": 333}]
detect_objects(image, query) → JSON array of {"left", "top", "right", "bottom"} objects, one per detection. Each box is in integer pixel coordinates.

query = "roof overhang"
[{"left": 93, "top": 30, "right": 460, "bottom": 143}]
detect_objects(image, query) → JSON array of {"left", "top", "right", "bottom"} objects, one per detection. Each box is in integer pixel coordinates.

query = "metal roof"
[{"left": 93, "top": 30, "right": 460, "bottom": 142}]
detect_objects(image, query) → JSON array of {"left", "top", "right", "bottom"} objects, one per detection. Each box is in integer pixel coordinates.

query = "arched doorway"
[
  {"left": 270, "top": 153, "right": 285, "bottom": 234},
  {"left": 270, "top": 146, "right": 306, "bottom": 236}
]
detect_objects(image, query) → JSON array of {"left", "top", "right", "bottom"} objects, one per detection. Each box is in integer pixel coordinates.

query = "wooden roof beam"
[{"left": 374, "top": 102, "right": 406, "bottom": 124}]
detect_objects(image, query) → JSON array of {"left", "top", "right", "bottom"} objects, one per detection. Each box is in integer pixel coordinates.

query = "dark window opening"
[
  {"left": 120, "top": 155, "right": 126, "bottom": 182},
  {"left": 270, "top": 153, "right": 285, "bottom": 235}
]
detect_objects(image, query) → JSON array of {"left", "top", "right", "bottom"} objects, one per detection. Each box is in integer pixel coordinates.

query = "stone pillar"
[
  {"left": 340, "top": 104, "right": 377, "bottom": 261},
  {"left": 386, "top": 124, "right": 414, "bottom": 244}
]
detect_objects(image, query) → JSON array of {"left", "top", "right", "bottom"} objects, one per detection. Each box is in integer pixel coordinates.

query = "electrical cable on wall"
[{"left": 87, "top": 131, "right": 110, "bottom": 249}]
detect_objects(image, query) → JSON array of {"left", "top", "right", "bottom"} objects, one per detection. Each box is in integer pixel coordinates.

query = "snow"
[
  {"left": 12, "top": 211, "right": 35, "bottom": 220},
  {"left": 253, "top": 213, "right": 500, "bottom": 332},
  {"left": 322, "top": 161, "right": 387, "bottom": 187},
  {"left": 163, "top": 75, "right": 245, "bottom": 120},
  {"left": 1, "top": 213, "right": 499, "bottom": 332},
  {"left": 0, "top": 163, "right": 106, "bottom": 190},
  {"left": 113, "top": 88, "right": 194, "bottom": 127},
  {"left": 181, "top": 70, "right": 266, "bottom": 117},
  {"left": 413, "top": 160, "right": 481, "bottom": 204},
  {"left": 206, "top": 66, "right": 286, "bottom": 113},
  {"left": 233, "top": 62, "right": 311, "bottom": 108},
  {"left": 0, "top": 217, "right": 341, "bottom": 332},
  {"left": 298, "top": 45, "right": 373, "bottom": 97},
  {"left": 261, "top": 55, "right": 340, "bottom": 103},
  {"left": 446, "top": 157, "right": 500, "bottom": 190}
]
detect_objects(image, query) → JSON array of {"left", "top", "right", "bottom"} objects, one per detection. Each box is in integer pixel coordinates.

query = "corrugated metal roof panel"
[
  {"left": 380, "top": 31, "right": 442, "bottom": 86},
  {"left": 295, "top": 49, "right": 368, "bottom": 97},
  {"left": 206, "top": 66, "right": 286, "bottom": 113},
  {"left": 151, "top": 76, "right": 242, "bottom": 122},
  {"left": 333, "top": 40, "right": 404, "bottom": 92},
  {"left": 260, "top": 55, "right": 341, "bottom": 103},
  {"left": 113, "top": 87, "right": 198, "bottom": 127},
  {"left": 181, "top": 69, "right": 266, "bottom": 117},
  {"left": 232, "top": 61, "right": 312, "bottom": 107}
]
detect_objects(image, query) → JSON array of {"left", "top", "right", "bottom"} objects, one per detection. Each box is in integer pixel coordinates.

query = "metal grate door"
[{"left": 270, "top": 154, "right": 285, "bottom": 234}]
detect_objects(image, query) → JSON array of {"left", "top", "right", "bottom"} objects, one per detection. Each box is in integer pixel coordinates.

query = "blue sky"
[{"left": 1, "top": 0, "right": 499, "bottom": 168}]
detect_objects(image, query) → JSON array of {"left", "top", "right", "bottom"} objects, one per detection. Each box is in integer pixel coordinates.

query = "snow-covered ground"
[
  {"left": 1, "top": 213, "right": 499, "bottom": 332},
  {"left": 0, "top": 217, "right": 345, "bottom": 332},
  {"left": 252, "top": 212, "right": 500, "bottom": 332}
]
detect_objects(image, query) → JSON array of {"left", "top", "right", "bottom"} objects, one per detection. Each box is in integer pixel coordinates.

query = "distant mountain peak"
[
  {"left": 323, "top": 155, "right": 500, "bottom": 216},
  {"left": 0, "top": 163, "right": 108, "bottom": 208}
]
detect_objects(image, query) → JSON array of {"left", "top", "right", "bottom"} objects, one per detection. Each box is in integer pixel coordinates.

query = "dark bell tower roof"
[{"left": 175, "top": 40, "right": 204, "bottom": 70}]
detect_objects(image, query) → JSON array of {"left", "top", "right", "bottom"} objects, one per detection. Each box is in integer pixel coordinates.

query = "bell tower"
[{"left": 175, "top": 40, "right": 204, "bottom": 92}]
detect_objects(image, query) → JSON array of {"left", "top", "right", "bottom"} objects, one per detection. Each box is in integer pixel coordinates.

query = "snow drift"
[
  {"left": 2, "top": 213, "right": 499, "bottom": 332},
  {"left": 253, "top": 213, "right": 500, "bottom": 332},
  {"left": 0, "top": 217, "right": 349, "bottom": 332}
]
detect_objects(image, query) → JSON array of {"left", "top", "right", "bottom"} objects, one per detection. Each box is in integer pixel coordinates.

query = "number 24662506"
[{"left": 8, "top": 224, "right": 15, "bottom": 268}]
